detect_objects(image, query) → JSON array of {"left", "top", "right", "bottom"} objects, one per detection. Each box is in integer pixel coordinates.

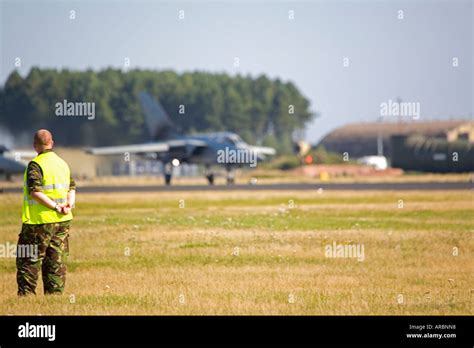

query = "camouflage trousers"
[{"left": 16, "top": 221, "right": 70, "bottom": 296}]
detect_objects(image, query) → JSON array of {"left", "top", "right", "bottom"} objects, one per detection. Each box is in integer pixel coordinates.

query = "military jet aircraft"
[
  {"left": 0, "top": 145, "right": 29, "bottom": 180},
  {"left": 87, "top": 92, "right": 276, "bottom": 185}
]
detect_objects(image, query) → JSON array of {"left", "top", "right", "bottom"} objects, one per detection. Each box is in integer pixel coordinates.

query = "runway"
[{"left": 1, "top": 181, "right": 472, "bottom": 193}]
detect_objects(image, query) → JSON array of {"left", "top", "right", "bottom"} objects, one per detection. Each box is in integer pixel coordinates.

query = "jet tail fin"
[{"left": 138, "top": 92, "right": 176, "bottom": 140}]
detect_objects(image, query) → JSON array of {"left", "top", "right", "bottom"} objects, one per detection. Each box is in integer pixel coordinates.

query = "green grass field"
[{"left": 0, "top": 190, "right": 472, "bottom": 315}]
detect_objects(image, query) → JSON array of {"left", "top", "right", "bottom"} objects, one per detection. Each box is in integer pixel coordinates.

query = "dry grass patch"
[{"left": 0, "top": 190, "right": 472, "bottom": 315}]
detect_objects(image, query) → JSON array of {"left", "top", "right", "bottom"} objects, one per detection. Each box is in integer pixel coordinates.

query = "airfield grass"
[{"left": 0, "top": 190, "right": 472, "bottom": 315}]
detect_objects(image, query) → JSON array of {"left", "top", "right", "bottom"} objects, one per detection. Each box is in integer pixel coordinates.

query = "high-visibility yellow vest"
[{"left": 22, "top": 151, "right": 73, "bottom": 224}]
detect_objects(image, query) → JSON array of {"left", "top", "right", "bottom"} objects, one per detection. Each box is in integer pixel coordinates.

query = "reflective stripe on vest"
[
  {"left": 24, "top": 197, "right": 68, "bottom": 206},
  {"left": 22, "top": 151, "right": 73, "bottom": 224},
  {"left": 42, "top": 183, "right": 70, "bottom": 190}
]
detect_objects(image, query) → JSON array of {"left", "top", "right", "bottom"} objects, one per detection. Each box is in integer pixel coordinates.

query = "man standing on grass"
[{"left": 16, "top": 129, "right": 76, "bottom": 296}]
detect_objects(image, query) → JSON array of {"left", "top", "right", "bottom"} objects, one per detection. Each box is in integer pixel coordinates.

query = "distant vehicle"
[
  {"left": 391, "top": 135, "right": 474, "bottom": 172},
  {"left": 86, "top": 92, "right": 276, "bottom": 185},
  {"left": 357, "top": 156, "right": 388, "bottom": 170},
  {"left": 0, "top": 145, "right": 29, "bottom": 180}
]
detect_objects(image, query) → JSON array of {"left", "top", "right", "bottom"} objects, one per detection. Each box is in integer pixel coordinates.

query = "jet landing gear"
[
  {"left": 163, "top": 158, "right": 182, "bottom": 185},
  {"left": 203, "top": 166, "right": 235, "bottom": 185},
  {"left": 164, "top": 162, "right": 172, "bottom": 185},
  {"left": 205, "top": 165, "right": 214, "bottom": 185},
  {"left": 206, "top": 173, "right": 215, "bottom": 185},
  {"left": 226, "top": 166, "right": 235, "bottom": 185}
]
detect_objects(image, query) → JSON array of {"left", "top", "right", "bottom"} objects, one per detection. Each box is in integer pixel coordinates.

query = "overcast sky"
[{"left": 1, "top": 0, "right": 472, "bottom": 143}]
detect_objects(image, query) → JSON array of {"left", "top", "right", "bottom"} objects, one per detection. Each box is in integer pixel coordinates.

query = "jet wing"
[
  {"left": 0, "top": 156, "right": 27, "bottom": 174},
  {"left": 86, "top": 139, "right": 208, "bottom": 156}
]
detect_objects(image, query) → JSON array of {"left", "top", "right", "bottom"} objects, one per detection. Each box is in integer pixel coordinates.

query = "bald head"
[{"left": 33, "top": 129, "right": 54, "bottom": 153}]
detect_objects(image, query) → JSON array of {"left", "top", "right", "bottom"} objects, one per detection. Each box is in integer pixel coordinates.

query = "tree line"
[{"left": 0, "top": 68, "right": 314, "bottom": 154}]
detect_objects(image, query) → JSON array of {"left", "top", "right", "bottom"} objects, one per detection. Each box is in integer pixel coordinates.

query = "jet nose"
[{"left": 0, "top": 157, "right": 27, "bottom": 173}]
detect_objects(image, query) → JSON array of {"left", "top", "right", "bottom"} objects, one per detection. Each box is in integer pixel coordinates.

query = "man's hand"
[
  {"left": 54, "top": 203, "right": 71, "bottom": 215},
  {"left": 31, "top": 191, "right": 74, "bottom": 214},
  {"left": 61, "top": 203, "right": 72, "bottom": 215},
  {"left": 54, "top": 203, "right": 64, "bottom": 214}
]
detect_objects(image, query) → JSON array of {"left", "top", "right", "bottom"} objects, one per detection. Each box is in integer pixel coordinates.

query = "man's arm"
[
  {"left": 27, "top": 161, "right": 65, "bottom": 214},
  {"left": 59, "top": 175, "right": 76, "bottom": 214},
  {"left": 68, "top": 176, "right": 76, "bottom": 208},
  {"left": 62, "top": 189, "right": 75, "bottom": 214},
  {"left": 67, "top": 190, "right": 76, "bottom": 207},
  {"left": 62, "top": 175, "right": 76, "bottom": 214},
  {"left": 31, "top": 191, "right": 64, "bottom": 212}
]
